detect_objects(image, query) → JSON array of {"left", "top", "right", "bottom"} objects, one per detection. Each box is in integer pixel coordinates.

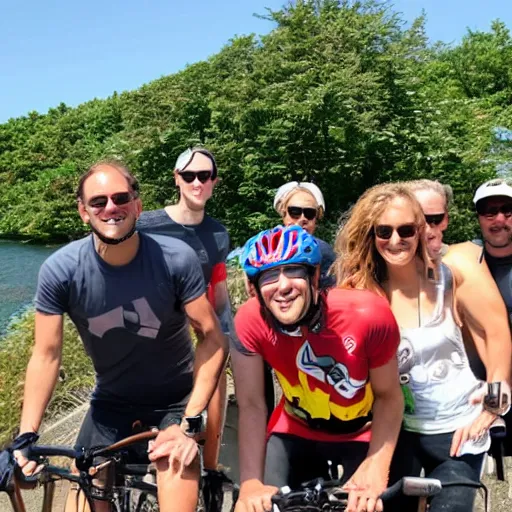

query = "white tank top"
[{"left": 397, "top": 264, "right": 481, "bottom": 434}]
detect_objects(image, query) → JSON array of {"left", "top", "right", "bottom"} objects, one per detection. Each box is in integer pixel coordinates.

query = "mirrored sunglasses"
[
  {"left": 424, "top": 213, "right": 445, "bottom": 226},
  {"left": 375, "top": 224, "right": 417, "bottom": 240},
  {"left": 88, "top": 192, "right": 135, "bottom": 209},
  {"left": 476, "top": 202, "right": 512, "bottom": 218},
  {"left": 258, "top": 265, "right": 309, "bottom": 287},
  {"left": 287, "top": 206, "right": 317, "bottom": 221},
  {"left": 179, "top": 170, "right": 213, "bottom": 184}
]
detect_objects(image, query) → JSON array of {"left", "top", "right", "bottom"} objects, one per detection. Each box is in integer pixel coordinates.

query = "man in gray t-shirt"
[
  {"left": 35, "top": 232, "right": 204, "bottom": 408},
  {"left": 14, "top": 161, "right": 228, "bottom": 512}
]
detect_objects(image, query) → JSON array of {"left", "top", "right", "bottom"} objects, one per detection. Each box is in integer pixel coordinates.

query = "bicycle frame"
[
  {"left": 6, "top": 430, "right": 233, "bottom": 512},
  {"left": 7, "top": 430, "right": 159, "bottom": 512}
]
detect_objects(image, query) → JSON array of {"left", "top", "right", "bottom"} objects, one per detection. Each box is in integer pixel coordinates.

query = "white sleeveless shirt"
[{"left": 397, "top": 264, "right": 481, "bottom": 434}]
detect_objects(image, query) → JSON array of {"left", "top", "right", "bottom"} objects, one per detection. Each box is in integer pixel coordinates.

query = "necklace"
[{"left": 417, "top": 273, "right": 422, "bottom": 328}]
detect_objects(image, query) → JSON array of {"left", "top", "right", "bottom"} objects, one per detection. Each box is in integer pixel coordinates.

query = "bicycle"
[
  {"left": 271, "top": 475, "right": 489, "bottom": 512},
  {"left": 1, "top": 430, "right": 238, "bottom": 512}
]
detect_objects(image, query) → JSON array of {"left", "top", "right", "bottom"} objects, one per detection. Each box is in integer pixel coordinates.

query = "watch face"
[{"left": 184, "top": 415, "right": 203, "bottom": 433}]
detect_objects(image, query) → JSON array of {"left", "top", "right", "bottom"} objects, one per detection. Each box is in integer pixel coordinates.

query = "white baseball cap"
[
  {"left": 473, "top": 178, "right": 512, "bottom": 205},
  {"left": 273, "top": 182, "right": 326, "bottom": 213}
]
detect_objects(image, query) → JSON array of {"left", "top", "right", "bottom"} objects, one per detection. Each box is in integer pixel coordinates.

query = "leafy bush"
[{"left": 0, "top": 1, "right": 511, "bottom": 245}]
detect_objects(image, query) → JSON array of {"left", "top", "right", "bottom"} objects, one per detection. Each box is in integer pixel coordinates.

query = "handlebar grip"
[
  {"left": 27, "top": 445, "right": 82, "bottom": 459},
  {"left": 379, "top": 479, "right": 403, "bottom": 501},
  {"left": 380, "top": 477, "right": 443, "bottom": 501}
]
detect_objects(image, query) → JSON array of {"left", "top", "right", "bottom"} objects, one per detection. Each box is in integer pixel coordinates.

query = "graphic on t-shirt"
[
  {"left": 397, "top": 334, "right": 467, "bottom": 387},
  {"left": 87, "top": 297, "right": 161, "bottom": 339},
  {"left": 342, "top": 336, "right": 356, "bottom": 354},
  {"left": 297, "top": 341, "right": 367, "bottom": 399},
  {"left": 397, "top": 332, "right": 472, "bottom": 417}
]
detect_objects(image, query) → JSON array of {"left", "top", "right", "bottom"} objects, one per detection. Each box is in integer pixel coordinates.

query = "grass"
[{"left": 0, "top": 310, "right": 95, "bottom": 447}]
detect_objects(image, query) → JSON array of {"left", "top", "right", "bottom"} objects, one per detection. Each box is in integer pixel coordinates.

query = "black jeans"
[
  {"left": 387, "top": 429, "right": 484, "bottom": 512},
  {"left": 264, "top": 433, "right": 369, "bottom": 489}
]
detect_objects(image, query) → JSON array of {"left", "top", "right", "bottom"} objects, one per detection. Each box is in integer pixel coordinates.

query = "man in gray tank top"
[
  {"left": 473, "top": 178, "right": 512, "bottom": 455},
  {"left": 13, "top": 161, "right": 228, "bottom": 512}
]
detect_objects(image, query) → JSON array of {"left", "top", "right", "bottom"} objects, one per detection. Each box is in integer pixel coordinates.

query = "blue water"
[{"left": 0, "top": 240, "right": 57, "bottom": 333}]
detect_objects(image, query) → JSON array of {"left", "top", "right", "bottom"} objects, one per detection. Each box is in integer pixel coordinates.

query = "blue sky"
[{"left": 1, "top": 1, "right": 511, "bottom": 123}]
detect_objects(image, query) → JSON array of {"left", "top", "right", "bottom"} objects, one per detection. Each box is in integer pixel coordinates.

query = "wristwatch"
[
  {"left": 180, "top": 415, "right": 203, "bottom": 437},
  {"left": 484, "top": 381, "right": 511, "bottom": 416}
]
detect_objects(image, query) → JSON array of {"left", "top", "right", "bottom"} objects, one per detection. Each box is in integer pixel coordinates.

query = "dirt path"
[{"left": 2, "top": 380, "right": 511, "bottom": 512}]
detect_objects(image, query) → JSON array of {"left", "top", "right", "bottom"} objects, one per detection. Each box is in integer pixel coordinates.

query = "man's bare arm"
[
  {"left": 344, "top": 358, "right": 403, "bottom": 512},
  {"left": 445, "top": 247, "right": 512, "bottom": 382},
  {"left": 366, "top": 358, "right": 404, "bottom": 469},
  {"left": 19, "top": 312, "right": 63, "bottom": 433},
  {"left": 230, "top": 348, "right": 268, "bottom": 487},
  {"left": 183, "top": 294, "right": 228, "bottom": 417}
]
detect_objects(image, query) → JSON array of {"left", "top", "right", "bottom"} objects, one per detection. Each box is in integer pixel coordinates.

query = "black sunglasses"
[
  {"left": 287, "top": 206, "right": 317, "bottom": 221},
  {"left": 179, "top": 170, "right": 213, "bottom": 184},
  {"left": 424, "top": 213, "right": 446, "bottom": 226},
  {"left": 476, "top": 202, "right": 512, "bottom": 218},
  {"left": 88, "top": 192, "right": 135, "bottom": 209},
  {"left": 258, "top": 265, "right": 309, "bottom": 287},
  {"left": 375, "top": 224, "right": 417, "bottom": 240}
]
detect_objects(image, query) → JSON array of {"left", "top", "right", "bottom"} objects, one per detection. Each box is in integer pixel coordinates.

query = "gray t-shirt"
[
  {"left": 35, "top": 233, "right": 205, "bottom": 409},
  {"left": 137, "top": 209, "right": 230, "bottom": 285}
]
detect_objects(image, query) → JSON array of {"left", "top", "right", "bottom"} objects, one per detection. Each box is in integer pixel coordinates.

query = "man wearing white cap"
[
  {"left": 274, "top": 181, "right": 336, "bottom": 289},
  {"left": 473, "top": 178, "right": 512, "bottom": 270},
  {"left": 472, "top": 178, "right": 512, "bottom": 455}
]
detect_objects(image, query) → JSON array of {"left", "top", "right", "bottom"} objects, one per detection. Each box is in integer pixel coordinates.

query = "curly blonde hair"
[{"left": 334, "top": 182, "right": 430, "bottom": 294}]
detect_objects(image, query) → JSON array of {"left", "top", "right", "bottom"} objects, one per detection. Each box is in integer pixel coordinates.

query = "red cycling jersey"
[{"left": 234, "top": 288, "right": 400, "bottom": 442}]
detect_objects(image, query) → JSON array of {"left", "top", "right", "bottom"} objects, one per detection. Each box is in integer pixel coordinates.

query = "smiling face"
[
  {"left": 282, "top": 190, "right": 318, "bottom": 234},
  {"left": 374, "top": 197, "right": 420, "bottom": 269},
  {"left": 414, "top": 189, "right": 448, "bottom": 260},
  {"left": 78, "top": 165, "right": 141, "bottom": 241},
  {"left": 259, "top": 265, "right": 312, "bottom": 325},
  {"left": 175, "top": 152, "right": 217, "bottom": 211},
  {"left": 477, "top": 196, "right": 512, "bottom": 251}
]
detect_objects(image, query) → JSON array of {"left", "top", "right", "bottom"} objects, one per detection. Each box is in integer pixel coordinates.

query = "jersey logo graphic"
[
  {"left": 343, "top": 336, "right": 356, "bottom": 354},
  {"left": 297, "top": 341, "right": 367, "bottom": 399},
  {"left": 87, "top": 297, "right": 161, "bottom": 339}
]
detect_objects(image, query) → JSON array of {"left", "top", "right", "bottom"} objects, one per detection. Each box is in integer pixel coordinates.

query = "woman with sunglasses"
[
  {"left": 137, "top": 147, "right": 233, "bottom": 479},
  {"left": 334, "top": 183, "right": 507, "bottom": 512},
  {"left": 405, "top": 179, "right": 511, "bottom": 393},
  {"left": 274, "top": 182, "right": 335, "bottom": 289}
]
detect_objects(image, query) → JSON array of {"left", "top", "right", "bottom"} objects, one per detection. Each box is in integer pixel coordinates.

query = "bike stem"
[{"left": 417, "top": 496, "right": 428, "bottom": 512}]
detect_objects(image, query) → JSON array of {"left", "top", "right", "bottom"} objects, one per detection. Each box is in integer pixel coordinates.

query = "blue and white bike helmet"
[{"left": 241, "top": 225, "right": 321, "bottom": 281}]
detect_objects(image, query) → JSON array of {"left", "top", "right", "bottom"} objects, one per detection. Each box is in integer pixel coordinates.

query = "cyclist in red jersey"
[{"left": 231, "top": 225, "right": 403, "bottom": 512}]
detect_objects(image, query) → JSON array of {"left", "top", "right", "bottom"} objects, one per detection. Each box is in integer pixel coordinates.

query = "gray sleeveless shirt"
[{"left": 397, "top": 264, "right": 481, "bottom": 434}]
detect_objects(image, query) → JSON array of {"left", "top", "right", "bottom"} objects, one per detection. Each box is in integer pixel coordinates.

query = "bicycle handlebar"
[
  {"left": 27, "top": 445, "right": 82, "bottom": 460},
  {"left": 271, "top": 476, "right": 487, "bottom": 511},
  {"left": 24, "top": 429, "right": 158, "bottom": 466}
]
